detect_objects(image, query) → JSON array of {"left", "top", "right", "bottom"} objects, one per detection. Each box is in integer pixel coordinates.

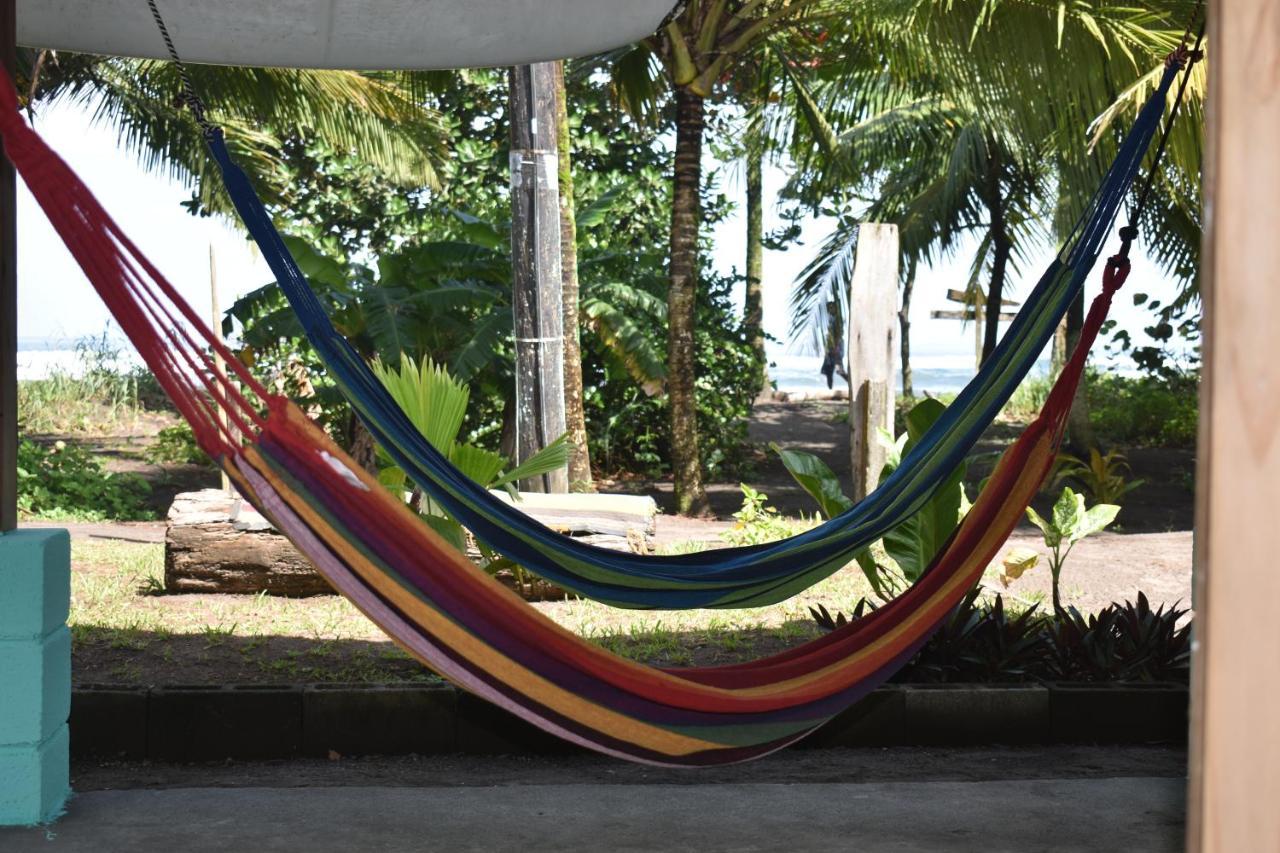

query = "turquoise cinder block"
[
  {"left": 0, "top": 725, "right": 70, "bottom": 825},
  {"left": 0, "top": 628, "right": 71, "bottom": 747},
  {"left": 0, "top": 530, "right": 71, "bottom": 641}
]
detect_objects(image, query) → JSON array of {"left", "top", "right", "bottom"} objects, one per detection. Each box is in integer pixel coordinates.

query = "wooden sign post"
[
  {"left": 847, "top": 223, "right": 899, "bottom": 501},
  {"left": 1188, "top": 3, "right": 1280, "bottom": 850},
  {"left": 509, "top": 63, "right": 568, "bottom": 494},
  {"left": 930, "top": 289, "right": 1020, "bottom": 369}
]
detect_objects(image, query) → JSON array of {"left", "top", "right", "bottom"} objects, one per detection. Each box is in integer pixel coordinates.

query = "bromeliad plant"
[
  {"left": 775, "top": 398, "right": 969, "bottom": 600},
  {"left": 371, "top": 355, "right": 569, "bottom": 582}
]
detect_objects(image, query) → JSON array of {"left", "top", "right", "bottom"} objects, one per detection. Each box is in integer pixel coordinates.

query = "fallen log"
[{"left": 164, "top": 488, "right": 657, "bottom": 598}]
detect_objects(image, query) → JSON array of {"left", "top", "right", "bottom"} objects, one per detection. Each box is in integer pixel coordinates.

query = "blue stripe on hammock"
[{"left": 205, "top": 63, "right": 1177, "bottom": 608}]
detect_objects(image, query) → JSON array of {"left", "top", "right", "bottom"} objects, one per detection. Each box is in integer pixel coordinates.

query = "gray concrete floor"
[{"left": 1, "top": 776, "right": 1185, "bottom": 852}]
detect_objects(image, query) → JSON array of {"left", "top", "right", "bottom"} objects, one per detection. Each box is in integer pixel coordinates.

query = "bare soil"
[{"left": 629, "top": 400, "right": 1195, "bottom": 533}]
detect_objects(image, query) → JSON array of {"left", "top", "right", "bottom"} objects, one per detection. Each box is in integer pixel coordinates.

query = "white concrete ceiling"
[{"left": 18, "top": 0, "right": 677, "bottom": 69}]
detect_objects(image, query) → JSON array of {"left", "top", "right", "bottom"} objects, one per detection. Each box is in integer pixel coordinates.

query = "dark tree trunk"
[
  {"left": 900, "top": 257, "right": 916, "bottom": 398},
  {"left": 1063, "top": 291, "right": 1095, "bottom": 451},
  {"left": 981, "top": 154, "right": 1011, "bottom": 366},
  {"left": 345, "top": 413, "right": 380, "bottom": 476},
  {"left": 553, "top": 62, "right": 593, "bottom": 491},
  {"left": 668, "top": 87, "right": 709, "bottom": 516},
  {"left": 745, "top": 145, "right": 767, "bottom": 393},
  {"left": 1052, "top": 319, "right": 1069, "bottom": 377}
]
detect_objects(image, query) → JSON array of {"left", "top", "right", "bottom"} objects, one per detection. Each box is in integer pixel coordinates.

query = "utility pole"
[{"left": 509, "top": 63, "right": 568, "bottom": 494}]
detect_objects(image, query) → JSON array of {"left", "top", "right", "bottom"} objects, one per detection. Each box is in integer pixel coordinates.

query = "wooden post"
[
  {"left": 1188, "top": 4, "right": 1280, "bottom": 850},
  {"left": 847, "top": 223, "right": 899, "bottom": 501},
  {"left": 509, "top": 63, "right": 568, "bottom": 494},
  {"left": 209, "top": 245, "right": 232, "bottom": 494},
  {"left": 0, "top": 0, "right": 15, "bottom": 533}
]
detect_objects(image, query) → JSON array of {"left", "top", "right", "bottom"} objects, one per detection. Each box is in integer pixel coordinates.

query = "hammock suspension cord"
[
  {"left": 0, "top": 33, "right": 1199, "bottom": 760},
  {"left": 125, "top": 2, "right": 1205, "bottom": 613}
]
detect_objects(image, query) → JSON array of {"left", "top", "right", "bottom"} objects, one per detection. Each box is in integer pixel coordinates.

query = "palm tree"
[
  {"left": 785, "top": 0, "right": 1201, "bottom": 391},
  {"left": 553, "top": 62, "right": 594, "bottom": 490},
  {"left": 608, "top": 0, "right": 838, "bottom": 515},
  {"left": 17, "top": 51, "right": 450, "bottom": 215}
]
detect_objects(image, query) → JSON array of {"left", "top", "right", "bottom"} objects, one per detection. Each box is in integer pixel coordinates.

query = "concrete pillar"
[{"left": 0, "top": 529, "right": 71, "bottom": 825}]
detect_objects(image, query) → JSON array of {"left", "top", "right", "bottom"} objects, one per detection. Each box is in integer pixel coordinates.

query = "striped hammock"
[
  {"left": 199, "top": 62, "right": 1180, "bottom": 609},
  {"left": 1, "top": 66, "right": 1142, "bottom": 764}
]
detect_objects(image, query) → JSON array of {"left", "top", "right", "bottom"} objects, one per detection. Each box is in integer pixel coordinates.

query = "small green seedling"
[{"left": 1021, "top": 486, "right": 1119, "bottom": 612}]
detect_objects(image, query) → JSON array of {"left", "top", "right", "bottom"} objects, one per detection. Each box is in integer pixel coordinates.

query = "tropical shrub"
[
  {"left": 1084, "top": 370, "right": 1199, "bottom": 447},
  {"left": 1053, "top": 447, "right": 1144, "bottom": 505},
  {"left": 721, "top": 485, "right": 814, "bottom": 547},
  {"left": 146, "top": 424, "right": 209, "bottom": 465},
  {"left": 810, "top": 589, "right": 1191, "bottom": 684},
  {"left": 371, "top": 355, "right": 569, "bottom": 573},
  {"left": 583, "top": 269, "right": 762, "bottom": 480},
  {"left": 17, "top": 439, "right": 154, "bottom": 521},
  {"left": 905, "top": 589, "right": 1049, "bottom": 684},
  {"left": 1042, "top": 594, "right": 1191, "bottom": 683},
  {"left": 777, "top": 397, "right": 968, "bottom": 600}
]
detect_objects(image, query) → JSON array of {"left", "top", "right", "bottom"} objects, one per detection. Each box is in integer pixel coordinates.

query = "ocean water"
[
  {"left": 15, "top": 337, "right": 143, "bottom": 381},
  {"left": 17, "top": 336, "right": 1046, "bottom": 396},
  {"left": 768, "top": 352, "right": 1051, "bottom": 395}
]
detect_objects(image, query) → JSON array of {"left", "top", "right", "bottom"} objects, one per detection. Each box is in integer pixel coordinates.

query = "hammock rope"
[
  {"left": 190, "top": 61, "right": 1179, "bottom": 609},
  {"left": 0, "top": 51, "right": 1171, "bottom": 762},
  {"left": 0, "top": 27, "right": 1200, "bottom": 760}
]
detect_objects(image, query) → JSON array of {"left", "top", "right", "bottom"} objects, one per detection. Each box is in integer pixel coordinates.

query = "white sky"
[{"left": 17, "top": 98, "right": 1184, "bottom": 369}]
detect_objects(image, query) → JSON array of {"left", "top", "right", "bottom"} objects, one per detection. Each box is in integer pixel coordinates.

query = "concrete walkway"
[{"left": 1, "top": 777, "right": 1184, "bottom": 852}]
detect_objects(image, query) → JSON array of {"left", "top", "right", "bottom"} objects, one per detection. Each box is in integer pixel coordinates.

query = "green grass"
[{"left": 68, "top": 538, "right": 882, "bottom": 683}]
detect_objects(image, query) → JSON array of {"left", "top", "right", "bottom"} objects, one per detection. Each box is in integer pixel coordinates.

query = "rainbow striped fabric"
[
  {"left": 0, "top": 66, "right": 1132, "bottom": 763},
  {"left": 201, "top": 61, "right": 1180, "bottom": 609}
]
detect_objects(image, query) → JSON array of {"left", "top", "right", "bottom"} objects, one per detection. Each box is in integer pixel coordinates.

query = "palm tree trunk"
[
  {"left": 1051, "top": 320, "right": 1069, "bottom": 377},
  {"left": 981, "top": 156, "right": 1011, "bottom": 366},
  {"left": 345, "top": 413, "right": 380, "bottom": 476},
  {"left": 668, "top": 86, "right": 709, "bottom": 516},
  {"left": 553, "top": 62, "right": 593, "bottom": 490},
  {"left": 1063, "top": 292, "right": 1095, "bottom": 451},
  {"left": 745, "top": 145, "right": 767, "bottom": 393},
  {"left": 900, "top": 257, "right": 916, "bottom": 398}
]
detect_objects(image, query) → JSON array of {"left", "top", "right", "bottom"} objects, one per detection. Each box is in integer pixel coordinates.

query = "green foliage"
[
  {"left": 222, "top": 64, "right": 759, "bottom": 480},
  {"left": 23, "top": 54, "right": 450, "bottom": 218},
  {"left": 721, "top": 485, "right": 812, "bottom": 547},
  {"left": 1002, "top": 375, "right": 1054, "bottom": 422},
  {"left": 769, "top": 443, "right": 852, "bottom": 520},
  {"left": 584, "top": 270, "right": 763, "bottom": 479},
  {"left": 1084, "top": 370, "right": 1199, "bottom": 447},
  {"left": 371, "top": 355, "right": 568, "bottom": 567},
  {"left": 776, "top": 398, "right": 968, "bottom": 600},
  {"left": 146, "top": 424, "right": 210, "bottom": 466},
  {"left": 877, "top": 399, "right": 970, "bottom": 584},
  {"left": 810, "top": 589, "right": 1191, "bottom": 684},
  {"left": 1054, "top": 447, "right": 1145, "bottom": 505},
  {"left": 17, "top": 440, "right": 154, "bottom": 521},
  {"left": 1025, "top": 487, "right": 1120, "bottom": 612},
  {"left": 908, "top": 589, "right": 1050, "bottom": 684},
  {"left": 783, "top": 2, "right": 1202, "bottom": 357},
  {"left": 1042, "top": 594, "right": 1192, "bottom": 683},
  {"left": 18, "top": 330, "right": 168, "bottom": 435}
]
